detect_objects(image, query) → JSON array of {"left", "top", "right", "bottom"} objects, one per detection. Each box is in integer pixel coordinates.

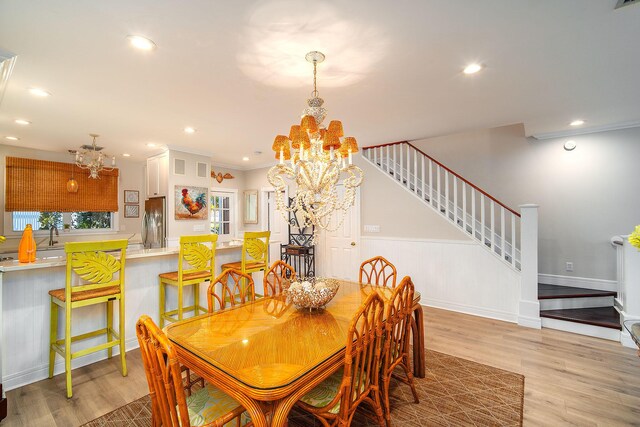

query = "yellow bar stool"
[
  {"left": 159, "top": 234, "right": 217, "bottom": 327},
  {"left": 220, "top": 231, "right": 270, "bottom": 295},
  {"left": 48, "top": 239, "right": 128, "bottom": 398}
]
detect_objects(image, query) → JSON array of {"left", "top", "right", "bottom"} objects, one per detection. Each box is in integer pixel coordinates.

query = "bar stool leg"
[
  {"left": 194, "top": 283, "right": 200, "bottom": 316},
  {"left": 48, "top": 301, "right": 57, "bottom": 378},
  {"left": 178, "top": 284, "right": 184, "bottom": 321},
  {"left": 107, "top": 300, "right": 113, "bottom": 359},
  {"left": 119, "top": 296, "right": 127, "bottom": 376},
  {"left": 159, "top": 278, "right": 165, "bottom": 327},
  {"left": 65, "top": 302, "right": 72, "bottom": 398}
]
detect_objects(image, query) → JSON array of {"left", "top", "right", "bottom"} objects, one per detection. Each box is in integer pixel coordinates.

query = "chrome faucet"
[{"left": 49, "top": 226, "right": 59, "bottom": 246}]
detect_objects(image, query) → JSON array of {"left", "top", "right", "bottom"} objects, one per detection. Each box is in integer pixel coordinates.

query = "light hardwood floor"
[{"left": 3, "top": 307, "right": 640, "bottom": 426}]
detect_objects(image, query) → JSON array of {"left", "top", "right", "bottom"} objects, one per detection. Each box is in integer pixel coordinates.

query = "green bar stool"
[
  {"left": 159, "top": 234, "right": 217, "bottom": 327},
  {"left": 48, "top": 239, "right": 128, "bottom": 398},
  {"left": 220, "top": 231, "right": 270, "bottom": 296}
]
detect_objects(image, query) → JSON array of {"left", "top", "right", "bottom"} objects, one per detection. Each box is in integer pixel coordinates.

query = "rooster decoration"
[{"left": 180, "top": 188, "right": 207, "bottom": 216}]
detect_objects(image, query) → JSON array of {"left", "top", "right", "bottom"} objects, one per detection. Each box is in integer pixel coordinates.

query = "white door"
[
  {"left": 262, "top": 189, "right": 288, "bottom": 263},
  {"left": 317, "top": 187, "right": 360, "bottom": 280}
]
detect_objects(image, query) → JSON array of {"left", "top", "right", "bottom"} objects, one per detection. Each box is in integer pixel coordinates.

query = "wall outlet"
[
  {"left": 193, "top": 224, "right": 205, "bottom": 231},
  {"left": 364, "top": 224, "right": 380, "bottom": 233},
  {"left": 565, "top": 261, "right": 574, "bottom": 272}
]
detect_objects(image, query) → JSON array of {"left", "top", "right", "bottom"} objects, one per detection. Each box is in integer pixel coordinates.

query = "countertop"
[{"left": 0, "top": 242, "right": 242, "bottom": 272}]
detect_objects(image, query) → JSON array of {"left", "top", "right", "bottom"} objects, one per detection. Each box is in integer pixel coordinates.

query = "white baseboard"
[
  {"left": 424, "top": 299, "right": 518, "bottom": 324},
  {"left": 621, "top": 332, "right": 637, "bottom": 350},
  {"left": 517, "top": 315, "right": 542, "bottom": 329},
  {"left": 3, "top": 337, "right": 140, "bottom": 391},
  {"left": 541, "top": 317, "right": 620, "bottom": 341},
  {"left": 538, "top": 273, "right": 617, "bottom": 292}
]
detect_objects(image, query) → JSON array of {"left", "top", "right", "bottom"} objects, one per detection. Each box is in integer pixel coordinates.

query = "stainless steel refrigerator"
[{"left": 142, "top": 196, "right": 166, "bottom": 248}]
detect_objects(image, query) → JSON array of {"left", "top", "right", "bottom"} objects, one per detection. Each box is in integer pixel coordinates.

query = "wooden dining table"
[{"left": 165, "top": 279, "right": 424, "bottom": 427}]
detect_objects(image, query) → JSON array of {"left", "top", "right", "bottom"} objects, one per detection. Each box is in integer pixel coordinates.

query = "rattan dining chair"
[
  {"left": 359, "top": 256, "right": 397, "bottom": 288},
  {"left": 295, "top": 292, "right": 386, "bottom": 427},
  {"left": 381, "top": 276, "right": 420, "bottom": 426},
  {"left": 207, "top": 269, "right": 256, "bottom": 312},
  {"left": 359, "top": 256, "right": 425, "bottom": 378},
  {"left": 136, "top": 315, "right": 250, "bottom": 427},
  {"left": 263, "top": 260, "right": 296, "bottom": 297}
]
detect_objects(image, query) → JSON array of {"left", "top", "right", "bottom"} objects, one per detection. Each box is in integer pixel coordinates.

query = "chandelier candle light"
[
  {"left": 70, "top": 133, "right": 116, "bottom": 179},
  {"left": 267, "top": 51, "right": 363, "bottom": 238}
]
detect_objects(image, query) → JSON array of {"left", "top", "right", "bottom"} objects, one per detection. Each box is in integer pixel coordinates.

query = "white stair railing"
[{"left": 363, "top": 141, "right": 521, "bottom": 270}]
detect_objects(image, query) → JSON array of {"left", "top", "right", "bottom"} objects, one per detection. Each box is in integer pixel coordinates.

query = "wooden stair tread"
[
  {"left": 538, "top": 284, "right": 616, "bottom": 300},
  {"left": 540, "top": 307, "right": 620, "bottom": 329}
]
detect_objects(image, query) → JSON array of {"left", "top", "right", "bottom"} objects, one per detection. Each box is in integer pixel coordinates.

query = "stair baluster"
[{"left": 363, "top": 141, "right": 521, "bottom": 270}]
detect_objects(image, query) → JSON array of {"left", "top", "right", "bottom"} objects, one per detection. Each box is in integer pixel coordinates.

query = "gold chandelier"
[{"left": 267, "top": 51, "right": 364, "bottom": 237}]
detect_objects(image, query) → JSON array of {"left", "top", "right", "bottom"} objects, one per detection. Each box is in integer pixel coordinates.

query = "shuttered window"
[{"left": 5, "top": 157, "right": 119, "bottom": 212}]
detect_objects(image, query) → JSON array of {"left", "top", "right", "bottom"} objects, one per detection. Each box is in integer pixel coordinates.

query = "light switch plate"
[
  {"left": 364, "top": 224, "right": 380, "bottom": 233},
  {"left": 193, "top": 224, "right": 205, "bottom": 231}
]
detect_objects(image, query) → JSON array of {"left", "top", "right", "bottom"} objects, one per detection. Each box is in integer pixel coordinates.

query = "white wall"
[
  {"left": 165, "top": 150, "right": 212, "bottom": 244},
  {"left": 358, "top": 156, "right": 473, "bottom": 241},
  {"left": 411, "top": 124, "right": 640, "bottom": 281},
  {"left": 361, "top": 237, "right": 521, "bottom": 322}
]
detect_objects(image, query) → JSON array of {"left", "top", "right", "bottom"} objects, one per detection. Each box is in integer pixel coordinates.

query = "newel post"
[{"left": 518, "top": 204, "right": 541, "bottom": 328}]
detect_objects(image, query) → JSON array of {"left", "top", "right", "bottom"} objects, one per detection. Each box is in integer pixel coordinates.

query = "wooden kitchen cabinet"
[{"left": 147, "top": 152, "right": 169, "bottom": 197}]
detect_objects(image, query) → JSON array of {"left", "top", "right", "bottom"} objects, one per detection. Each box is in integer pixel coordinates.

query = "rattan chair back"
[
  {"left": 381, "top": 276, "right": 420, "bottom": 424},
  {"left": 339, "top": 292, "right": 386, "bottom": 424},
  {"left": 136, "top": 315, "right": 190, "bottom": 427},
  {"left": 263, "top": 260, "right": 296, "bottom": 297},
  {"left": 208, "top": 268, "right": 256, "bottom": 311},
  {"left": 359, "top": 256, "right": 397, "bottom": 288}
]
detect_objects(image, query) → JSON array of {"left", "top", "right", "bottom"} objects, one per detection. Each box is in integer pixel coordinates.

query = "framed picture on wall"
[
  {"left": 124, "top": 190, "right": 139, "bottom": 204},
  {"left": 124, "top": 204, "right": 139, "bottom": 218},
  {"left": 244, "top": 190, "right": 258, "bottom": 224},
  {"left": 175, "top": 185, "right": 208, "bottom": 220}
]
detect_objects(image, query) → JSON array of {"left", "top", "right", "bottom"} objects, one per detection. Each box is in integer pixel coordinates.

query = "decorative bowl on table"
[{"left": 285, "top": 277, "right": 340, "bottom": 310}]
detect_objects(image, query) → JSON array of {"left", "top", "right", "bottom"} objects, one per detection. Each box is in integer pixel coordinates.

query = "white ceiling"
[{"left": 1, "top": 0, "right": 639, "bottom": 169}]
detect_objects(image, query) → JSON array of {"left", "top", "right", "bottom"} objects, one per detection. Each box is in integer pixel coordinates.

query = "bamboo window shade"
[{"left": 5, "top": 157, "right": 119, "bottom": 212}]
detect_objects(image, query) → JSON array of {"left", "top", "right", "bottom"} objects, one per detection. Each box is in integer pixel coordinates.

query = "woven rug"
[{"left": 82, "top": 350, "right": 524, "bottom": 426}]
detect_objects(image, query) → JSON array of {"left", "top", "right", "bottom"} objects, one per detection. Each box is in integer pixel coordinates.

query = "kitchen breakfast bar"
[{"left": 0, "top": 242, "right": 243, "bottom": 392}]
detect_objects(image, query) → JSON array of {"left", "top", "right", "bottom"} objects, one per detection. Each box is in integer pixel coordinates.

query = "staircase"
[
  {"left": 363, "top": 141, "right": 623, "bottom": 340},
  {"left": 362, "top": 141, "right": 521, "bottom": 270},
  {"left": 538, "top": 284, "right": 621, "bottom": 340}
]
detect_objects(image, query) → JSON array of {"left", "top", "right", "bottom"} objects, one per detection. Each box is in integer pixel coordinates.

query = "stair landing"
[
  {"left": 540, "top": 307, "right": 620, "bottom": 330},
  {"left": 538, "top": 284, "right": 616, "bottom": 299}
]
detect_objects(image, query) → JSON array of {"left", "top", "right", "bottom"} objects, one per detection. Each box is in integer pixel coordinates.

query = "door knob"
[{"left": 351, "top": 242, "right": 356, "bottom": 246}]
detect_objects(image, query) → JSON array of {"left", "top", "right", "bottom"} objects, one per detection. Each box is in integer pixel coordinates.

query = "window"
[
  {"left": 210, "top": 191, "right": 236, "bottom": 240},
  {"left": 12, "top": 211, "right": 113, "bottom": 232}
]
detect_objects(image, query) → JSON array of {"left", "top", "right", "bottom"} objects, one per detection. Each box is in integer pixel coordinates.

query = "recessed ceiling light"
[
  {"left": 28, "top": 88, "right": 51, "bottom": 97},
  {"left": 122, "top": 153, "right": 131, "bottom": 157},
  {"left": 242, "top": 157, "right": 250, "bottom": 161},
  {"left": 146, "top": 143, "right": 157, "bottom": 147},
  {"left": 463, "top": 63, "right": 483, "bottom": 75},
  {"left": 127, "top": 35, "right": 157, "bottom": 51},
  {"left": 5, "top": 136, "right": 20, "bottom": 141},
  {"left": 564, "top": 140, "right": 577, "bottom": 151},
  {"left": 570, "top": 120, "right": 585, "bottom": 126},
  {"left": 184, "top": 127, "right": 196, "bottom": 134},
  {"left": 15, "top": 119, "right": 31, "bottom": 125}
]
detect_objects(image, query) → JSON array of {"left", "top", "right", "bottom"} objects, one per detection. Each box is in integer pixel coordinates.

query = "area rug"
[{"left": 82, "top": 350, "right": 524, "bottom": 426}]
